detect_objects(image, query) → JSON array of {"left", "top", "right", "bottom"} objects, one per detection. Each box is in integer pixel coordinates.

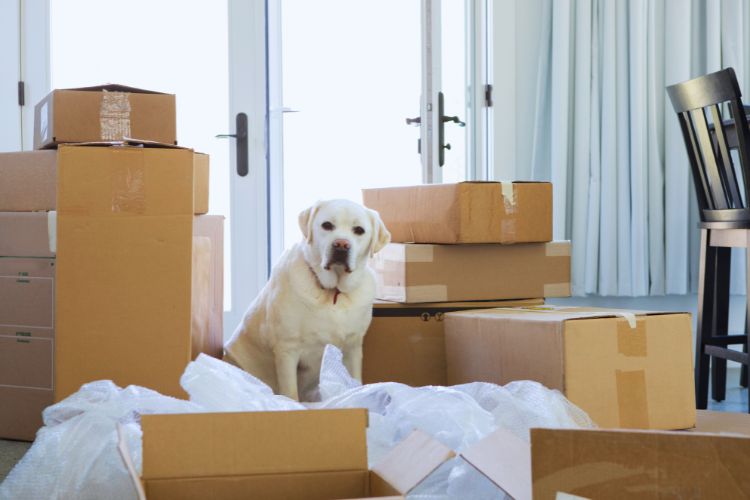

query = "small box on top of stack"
[
  {"left": 361, "top": 181, "right": 570, "bottom": 386},
  {"left": 0, "top": 84, "right": 223, "bottom": 441}
]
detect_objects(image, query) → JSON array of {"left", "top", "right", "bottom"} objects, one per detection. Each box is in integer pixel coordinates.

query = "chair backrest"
[{"left": 667, "top": 67, "right": 750, "bottom": 217}]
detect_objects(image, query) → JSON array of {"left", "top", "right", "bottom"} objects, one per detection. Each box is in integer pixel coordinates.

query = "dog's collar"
[{"left": 308, "top": 264, "right": 342, "bottom": 305}]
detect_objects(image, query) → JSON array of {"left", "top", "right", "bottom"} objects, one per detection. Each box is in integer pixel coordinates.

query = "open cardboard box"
[
  {"left": 460, "top": 410, "right": 750, "bottom": 500},
  {"left": 118, "top": 409, "right": 456, "bottom": 500}
]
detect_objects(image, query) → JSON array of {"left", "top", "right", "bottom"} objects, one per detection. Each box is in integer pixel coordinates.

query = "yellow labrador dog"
[{"left": 224, "top": 199, "right": 390, "bottom": 401}]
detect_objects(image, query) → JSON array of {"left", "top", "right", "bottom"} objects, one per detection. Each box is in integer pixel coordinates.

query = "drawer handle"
[
  {"left": 16, "top": 332, "right": 31, "bottom": 337},
  {"left": 16, "top": 278, "right": 30, "bottom": 283},
  {"left": 16, "top": 339, "right": 31, "bottom": 344}
]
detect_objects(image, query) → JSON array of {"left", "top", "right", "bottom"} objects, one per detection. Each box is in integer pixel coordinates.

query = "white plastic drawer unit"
[{"left": 0, "top": 258, "right": 55, "bottom": 328}]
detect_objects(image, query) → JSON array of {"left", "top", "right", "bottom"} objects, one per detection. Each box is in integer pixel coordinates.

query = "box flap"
[
  {"left": 64, "top": 84, "right": 168, "bottom": 95},
  {"left": 459, "top": 181, "right": 550, "bottom": 185},
  {"left": 117, "top": 424, "right": 147, "bottom": 500},
  {"left": 447, "top": 305, "right": 687, "bottom": 326},
  {"left": 59, "top": 139, "right": 188, "bottom": 150},
  {"left": 692, "top": 410, "right": 750, "bottom": 436},
  {"left": 531, "top": 427, "right": 750, "bottom": 499},
  {"left": 141, "top": 409, "right": 368, "bottom": 480},
  {"left": 373, "top": 298, "right": 543, "bottom": 310},
  {"left": 461, "top": 428, "right": 531, "bottom": 500},
  {"left": 371, "top": 430, "right": 455, "bottom": 494}
]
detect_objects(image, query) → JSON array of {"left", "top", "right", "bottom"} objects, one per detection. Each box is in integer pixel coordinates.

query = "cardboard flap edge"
[{"left": 371, "top": 430, "right": 455, "bottom": 494}]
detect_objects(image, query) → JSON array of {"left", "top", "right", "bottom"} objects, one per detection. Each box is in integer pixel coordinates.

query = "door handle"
[
  {"left": 216, "top": 112, "right": 249, "bottom": 177},
  {"left": 438, "top": 92, "right": 464, "bottom": 167}
]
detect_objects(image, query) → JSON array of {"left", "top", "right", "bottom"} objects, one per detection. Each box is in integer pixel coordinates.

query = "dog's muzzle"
[{"left": 325, "top": 239, "right": 352, "bottom": 272}]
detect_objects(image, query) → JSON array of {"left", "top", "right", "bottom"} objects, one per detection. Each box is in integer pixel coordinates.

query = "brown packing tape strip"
[
  {"left": 543, "top": 283, "right": 571, "bottom": 297},
  {"left": 614, "top": 318, "right": 650, "bottom": 428},
  {"left": 545, "top": 242, "right": 572, "bottom": 257},
  {"left": 616, "top": 369, "right": 650, "bottom": 428},
  {"left": 100, "top": 90, "right": 132, "bottom": 140}
]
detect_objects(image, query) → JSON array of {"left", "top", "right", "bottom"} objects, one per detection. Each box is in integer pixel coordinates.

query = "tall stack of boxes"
[
  {"left": 363, "top": 181, "right": 696, "bottom": 431},
  {"left": 0, "top": 85, "right": 224, "bottom": 440}
]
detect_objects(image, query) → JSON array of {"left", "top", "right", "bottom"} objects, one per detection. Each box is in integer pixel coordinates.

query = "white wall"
[{"left": 0, "top": 1, "right": 21, "bottom": 152}]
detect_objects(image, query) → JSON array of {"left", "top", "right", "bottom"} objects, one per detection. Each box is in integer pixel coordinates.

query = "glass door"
[
  {"left": 273, "top": 0, "right": 477, "bottom": 251},
  {"left": 48, "top": 0, "right": 268, "bottom": 339}
]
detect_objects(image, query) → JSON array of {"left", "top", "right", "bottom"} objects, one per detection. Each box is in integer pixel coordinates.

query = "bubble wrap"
[{"left": 0, "top": 348, "right": 595, "bottom": 500}]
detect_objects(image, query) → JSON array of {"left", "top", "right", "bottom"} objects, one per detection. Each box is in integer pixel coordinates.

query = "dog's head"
[{"left": 298, "top": 199, "right": 390, "bottom": 274}]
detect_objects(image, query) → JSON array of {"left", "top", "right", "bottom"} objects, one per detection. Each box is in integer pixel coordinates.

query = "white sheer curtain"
[{"left": 528, "top": 0, "right": 750, "bottom": 296}]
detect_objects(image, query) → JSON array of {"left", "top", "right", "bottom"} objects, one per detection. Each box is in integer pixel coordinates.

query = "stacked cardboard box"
[
  {"left": 361, "top": 182, "right": 570, "bottom": 386},
  {"left": 0, "top": 85, "right": 223, "bottom": 441},
  {"left": 364, "top": 183, "right": 696, "bottom": 431}
]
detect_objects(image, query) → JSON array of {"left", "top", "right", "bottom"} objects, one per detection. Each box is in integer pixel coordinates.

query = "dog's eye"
[
  {"left": 321, "top": 221, "right": 335, "bottom": 231},
  {"left": 353, "top": 226, "right": 365, "bottom": 235}
]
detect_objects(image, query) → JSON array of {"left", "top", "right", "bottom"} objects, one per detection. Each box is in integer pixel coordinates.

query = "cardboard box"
[
  {"left": 34, "top": 84, "right": 176, "bottom": 149},
  {"left": 461, "top": 410, "right": 750, "bottom": 500},
  {"left": 0, "top": 149, "right": 209, "bottom": 214},
  {"left": 54, "top": 144, "right": 223, "bottom": 401},
  {"left": 119, "top": 409, "right": 457, "bottom": 500},
  {"left": 445, "top": 306, "right": 696, "bottom": 430},
  {"left": 192, "top": 153, "right": 209, "bottom": 215},
  {"left": 0, "top": 211, "right": 55, "bottom": 258},
  {"left": 0, "top": 151, "right": 57, "bottom": 211},
  {"left": 364, "top": 298, "right": 543, "bottom": 386},
  {"left": 362, "top": 182, "right": 552, "bottom": 244},
  {"left": 372, "top": 241, "right": 570, "bottom": 303}
]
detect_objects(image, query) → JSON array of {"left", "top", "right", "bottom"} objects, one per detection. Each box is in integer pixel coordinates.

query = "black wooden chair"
[{"left": 667, "top": 67, "right": 750, "bottom": 412}]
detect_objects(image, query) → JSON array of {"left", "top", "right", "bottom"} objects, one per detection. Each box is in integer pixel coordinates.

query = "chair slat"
[
  {"left": 692, "top": 108, "right": 730, "bottom": 209},
  {"left": 731, "top": 98, "right": 750, "bottom": 205},
  {"left": 679, "top": 112, "right": 713, "bottom": 210},
  {"left": 709, "top": 104, "right": 743, "bottom": 208}
]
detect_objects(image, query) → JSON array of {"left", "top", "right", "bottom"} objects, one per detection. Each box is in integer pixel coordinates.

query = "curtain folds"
[{"left": 530, "top": 0, "right": 750, "bottom": 296}]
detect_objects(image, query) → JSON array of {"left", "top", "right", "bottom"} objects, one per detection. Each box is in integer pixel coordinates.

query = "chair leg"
[
  {"left": 711, "top": 247, "right": 731, "bottom": 402},
  {"left": 746, "top": 248, "right": 750, "bottom": 414},
  {"left": 696, "top": 229, "right": 717, "bottom": 410}
]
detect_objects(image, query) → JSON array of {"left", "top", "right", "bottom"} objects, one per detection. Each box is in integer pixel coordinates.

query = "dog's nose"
[{"left": 333, "top": 239, "right": 351, "bottom": 250}]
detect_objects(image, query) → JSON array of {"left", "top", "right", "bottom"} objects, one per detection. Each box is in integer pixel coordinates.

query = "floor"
[{"left": 1, "top": 294, "right": 747, "bottom": 484}]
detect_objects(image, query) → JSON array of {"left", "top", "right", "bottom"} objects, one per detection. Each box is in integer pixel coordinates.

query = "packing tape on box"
[
  {"left": 111, "top": 155, "right": 146, "bottom": 214},
  {"left": 543, "top": 283, "right": 571, "bottom": 297},
  {"left": 100, "top": 90, "right": 132, "bottom": 141},
  {"left": 518, "top": 305, "right": 638, "bottom": 329},
  {"left": 545, "top": 242, "right": 572, "bottom": 257},
  {"left": 47, "top": 211, "right": 57, "bottom": 254},
  {"left": 500, "top": 181, "right": 517, "bottom": 213},
  {"left": 615, "top": 318, "right": 649, "bottom": 427},
  {"left": 616, "top": 369, "right": 650, "bottom": 428}
]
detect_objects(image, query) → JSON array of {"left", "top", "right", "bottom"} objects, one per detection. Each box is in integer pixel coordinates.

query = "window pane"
[{"left": 281, "top": 0, "right": 422, "bottom": 248}]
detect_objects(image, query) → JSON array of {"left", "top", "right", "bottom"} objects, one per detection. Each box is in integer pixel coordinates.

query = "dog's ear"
[
  {"left": 367, "top": 208, "right": 391, "bottom": 257},
  {"left": 298, "top": 202, "right": 321, "bottom": 243}
]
